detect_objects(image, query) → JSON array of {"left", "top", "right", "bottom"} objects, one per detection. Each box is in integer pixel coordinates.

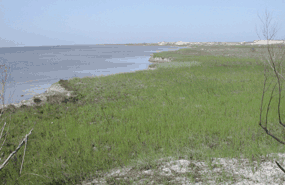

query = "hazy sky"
[{"left": 0, "top": 0, "right": 285, "bottom": 47}]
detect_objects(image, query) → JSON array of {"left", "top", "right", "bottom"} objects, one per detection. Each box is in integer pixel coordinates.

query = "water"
[{"left": 0, "top": 44, "right": 186, "bottom": 106}]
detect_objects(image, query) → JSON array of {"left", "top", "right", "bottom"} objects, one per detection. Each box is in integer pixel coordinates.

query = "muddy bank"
[
  {"left": 0, "top": 81, "right": 77, "bottom": 115},
  {"left": 148, "top": 54, "right": 173, "bottom": 63},
  {"left": 147, "top": 54, "right": 174, "bottom": 70}
]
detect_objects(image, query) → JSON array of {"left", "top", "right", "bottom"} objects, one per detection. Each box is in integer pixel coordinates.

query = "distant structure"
[
  {"left": 158, "top": 41, "right": 167, "bottom": 45},
  {"left": 155, "top": 40, "right": 285, "bottom": 46},
  {"left": 251, "top": 40, "right": 285, "bottom": 45},
  {"left": 175, "top": 41, "right": 190, "bottom": 45},
  {"left": 158, "top": 41, "right": 190, "bottom": 46}
]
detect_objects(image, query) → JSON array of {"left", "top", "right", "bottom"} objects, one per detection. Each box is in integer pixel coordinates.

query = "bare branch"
[
  {"left": 0, "top": 128, "right": 33, "bottom": 170},
  {"left": 0, "top": 122, "right": 10, "bottom": 152},
  {"left": 256, "top": 8, "right": 281, "bottom": 41},
  {"left": 259, "top": 122, "right": 285, "bottom": 145},
  {"left": 257, "top": 8, "right": 285, "bottom": 173},
  {"left": 266, "top": 82, "right": 277, "bottom": 128},
  {"left": 276, "top": 161, "right": 285, "bottom": 173},
  {"left": 0, "top": 64, "right": 16, "bottom": 116},
  {"left": 20, "top": 133, "right": 28, "bottom": 175},
  {"left": 0, "top": 122, "right": 6, "bottom": 142}
]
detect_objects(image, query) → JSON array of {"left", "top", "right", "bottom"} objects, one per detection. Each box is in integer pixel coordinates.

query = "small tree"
[
  {"left": 0, "top": 64, "right": 16, "bottom": 115},
  {"left": 0, "top": 63, "right": 33, "bottom": 177},
  {"left": 256, "top": 9, "right": 285, "bottom": 173}
]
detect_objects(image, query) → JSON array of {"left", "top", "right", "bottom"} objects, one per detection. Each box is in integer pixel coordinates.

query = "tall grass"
[{"left": 0, "top": 45, "right": 284, "bottom": 184}]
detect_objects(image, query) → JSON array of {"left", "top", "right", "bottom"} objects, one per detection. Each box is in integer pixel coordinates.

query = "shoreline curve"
[{"left": 0, "top": 53, "right": 174, "bottom": 113}]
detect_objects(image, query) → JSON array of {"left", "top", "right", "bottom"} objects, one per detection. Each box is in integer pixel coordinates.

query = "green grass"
[{"left": 0, "top": 44, "right": 285, "bottom": 184}]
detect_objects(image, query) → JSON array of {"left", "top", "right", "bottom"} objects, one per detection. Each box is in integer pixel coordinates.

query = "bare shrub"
[
  {"left": 0, "top": 63, "right": 34, "bottom": 178},
  {"left": 256, "top": 8, "right": 285, "bottom": 173}
]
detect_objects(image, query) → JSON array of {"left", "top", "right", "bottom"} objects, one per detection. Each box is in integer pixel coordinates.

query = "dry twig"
[{"left": 0, "top": 127, "right": 33, "bottom": 171}]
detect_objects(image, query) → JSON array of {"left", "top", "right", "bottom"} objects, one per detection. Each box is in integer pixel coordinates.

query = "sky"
[{"left": 0, "top": 0, "right": 285, "bottom": 47}]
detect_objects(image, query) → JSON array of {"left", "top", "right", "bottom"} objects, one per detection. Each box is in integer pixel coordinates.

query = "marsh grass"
[{"left": 0, "top": 45, "right": 285, "bottom": 184}]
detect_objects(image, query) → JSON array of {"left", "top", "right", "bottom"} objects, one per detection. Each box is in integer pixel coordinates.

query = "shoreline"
[
  {"left": 2, "top": 41, "right": 280, "bottom": 111},
  {"left": 1, "top": 40, "right": 283, "bottom": 49},
  {"left": 0, "top": 52, "right": 173, "bottom": 113},
  {"left": 0, "top": 82, "right": 77, "bottom": 112}
]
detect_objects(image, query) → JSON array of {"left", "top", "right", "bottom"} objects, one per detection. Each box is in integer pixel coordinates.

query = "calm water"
[{"left": 0, "top": 44, "right": 186, "bottom": 106}]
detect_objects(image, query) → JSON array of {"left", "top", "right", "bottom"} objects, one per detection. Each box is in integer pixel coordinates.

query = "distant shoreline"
[{"left": 2, "top": 40, "right": 284, "bottom": 49}]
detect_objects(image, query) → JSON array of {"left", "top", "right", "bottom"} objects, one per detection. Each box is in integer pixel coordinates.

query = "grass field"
[{"left": 0, "top": 44, "right": 285, "bottom": 184}]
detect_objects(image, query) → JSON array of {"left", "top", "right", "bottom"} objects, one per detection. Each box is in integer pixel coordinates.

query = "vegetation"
[{"left": 0, "top": 42, "right": 284, "bottom": 184}]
